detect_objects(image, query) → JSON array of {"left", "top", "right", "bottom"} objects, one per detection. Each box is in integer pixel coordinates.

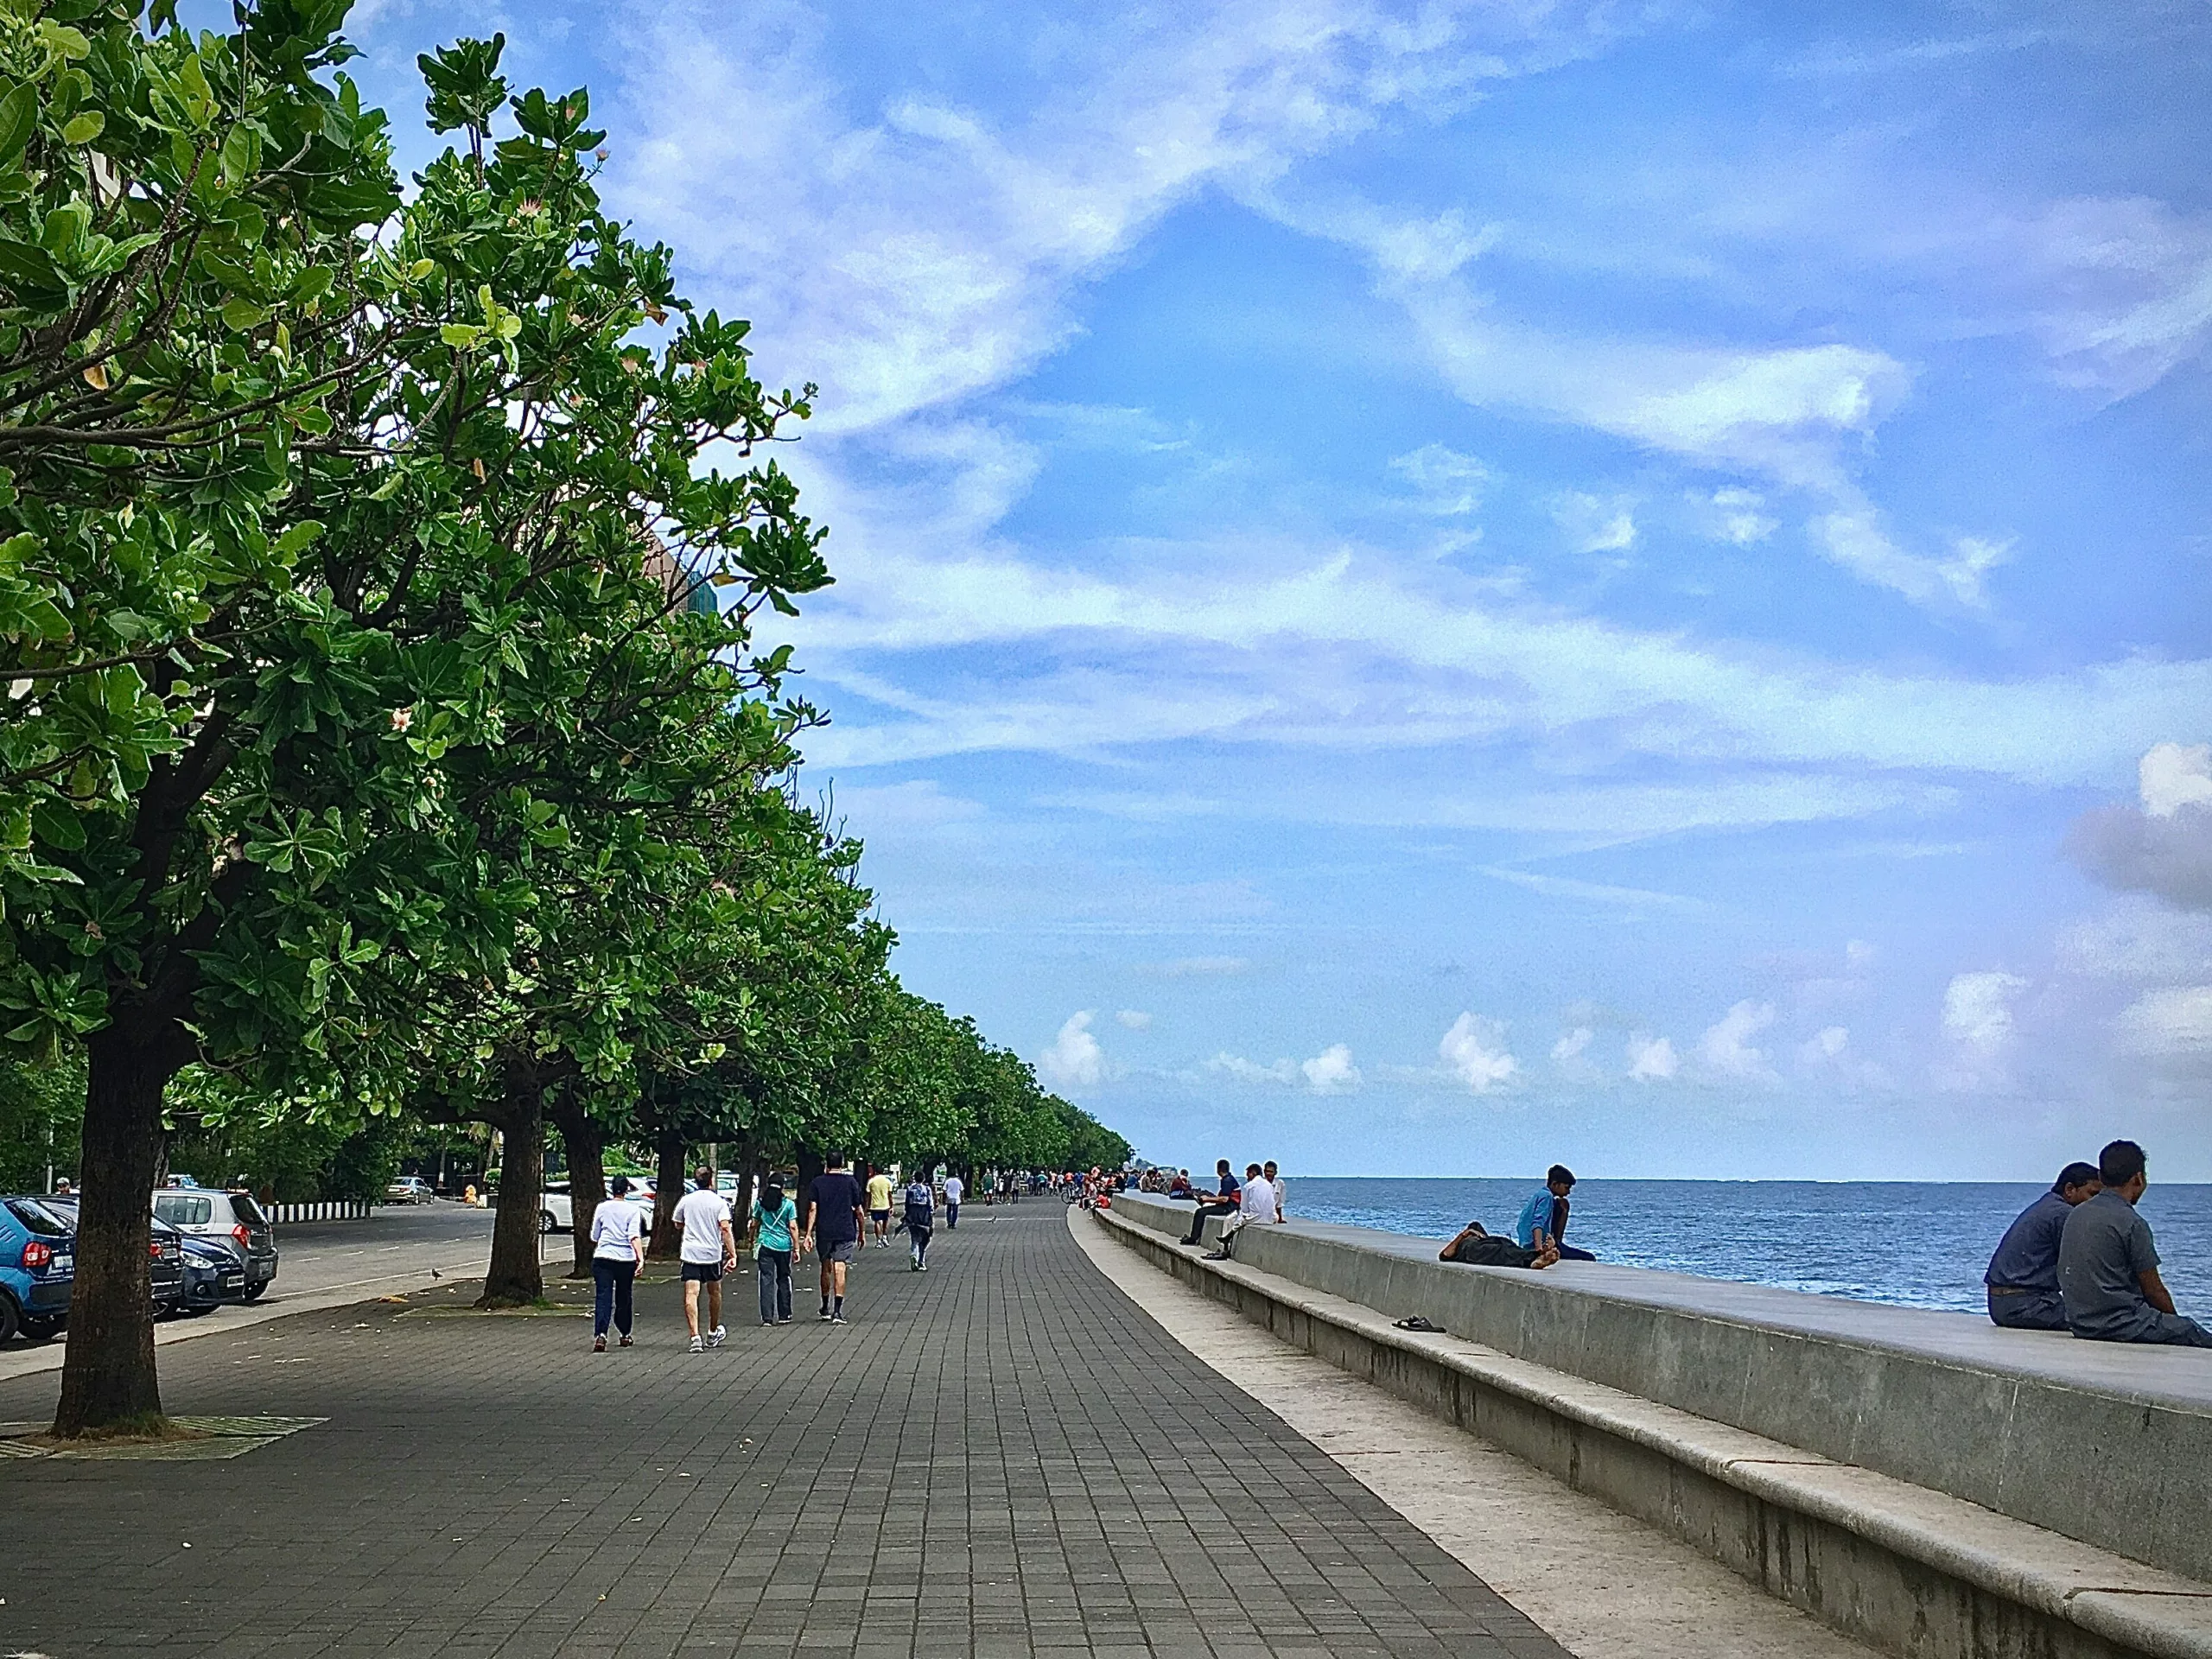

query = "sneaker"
[
  {"left": 919, "top": 1262, "right": 928, "bottom": 1272},
  {"left": 761, "top": 1319, "right": 774, "bottom": 1327},
  {"left": 819, "top": 1309, "right": 833, "bottom": 1321},
  {"left": 689, "top": 1336, "right": 704, "bottom": 1353},
  {"left": 618, "top": 1334, "right": 632, "bottom": 1347},
  {"left": 707, "top": 1326, "right": 726, "bottom": 1348},
  {"left": 594, "top": 1335, "right": 607, "bottom": 1352},
  {"left": 776, "top": 1317, "right": 792, "bottom": 1325},
  {"left": 830, "top": 1314, "right": 849, "bottom": 1325}
]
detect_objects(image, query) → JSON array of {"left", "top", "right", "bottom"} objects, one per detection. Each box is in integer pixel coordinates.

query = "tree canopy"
[{"left": 0, "top": 4, "right": 1128, "bottom": 1437}]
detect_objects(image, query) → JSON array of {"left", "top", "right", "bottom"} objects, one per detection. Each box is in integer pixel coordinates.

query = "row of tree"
[{"left": 0, "top": 3, "right": 1124, "bottom": 1437}]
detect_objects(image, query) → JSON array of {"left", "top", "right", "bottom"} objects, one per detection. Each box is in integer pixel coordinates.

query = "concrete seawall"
[{"left": 1103, "top": 1192, "right": 2212, "bottom": 1659}]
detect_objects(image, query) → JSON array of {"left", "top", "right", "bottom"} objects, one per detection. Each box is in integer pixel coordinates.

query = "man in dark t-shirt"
[
  {"left": 1440, "top": 1219, "right": 1557, "bottom": 1270},
  {"left": 804, "top": 1154, "right": 868, "bottom": 1325},
  {"left": 1985, "top": 1160, "right": 2100, "bottom": 1330},
  {"left": 1180, "top": 1159, "right": 1242, "bottom": 1246}
]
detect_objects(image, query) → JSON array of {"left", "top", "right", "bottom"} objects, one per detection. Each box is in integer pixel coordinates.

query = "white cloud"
[
  {"left": 1801, "top": 1025, "right": 1850, "bottom": 1063},
  {"left": 1205, "top": 1052, "right": 1297, "bottom": 1084},
  {"left": 1438, "top": 1014, "right": 1518, "bottom": 1092},
  {"left": 1810, "top": 511, "right": 2011, "bottom": 607},
  {"left": 1301, "top": 1043, "right": 1363, "bottom": 1093},
  {"left": 2056, "top": 900, "right": 2212, "bottom": 983},
  {"left": 1039, "top": 1011, "right": 1106, "bottom": 1090},
  {"left": 1697, "top": 999, "right": 1778, "bottom": 1081},
  {"left": 2113, "top": 987, "right": 2212, "bottom": 1056},
  {"left": 1478, "top": 866, "right": 1707, "bottom": 910},
  {"left": 1626, "top": 1033, "right": 1679, "bottom": 1081},
  {"left": 1115, "top": 1009, "right": 1154, "bottom": 1030},
  {"left": 1942, "top": 971, "right": 2028, "bottom": 1059},
  {"left": 2141, "top": 741, "right": 2212, "bottom": 817},
  {"left": 1389, "top": 443, "right": 1491, "bottom": 517},
  {"left": 1702, "top": 486, "right": 1777, "bottom": 545},
  {"left": 609, "top": 0, "right": 1635, "bottom": 435},
  {"left": 1548, "top": 491, "right": 1637, "bottom": 553},
  {"left": 1158, "top": 956, "right": 1252, "bottom": 977},
  {"left": 1551, "top": 1027, "right": 1594, "bottom": 1063}
]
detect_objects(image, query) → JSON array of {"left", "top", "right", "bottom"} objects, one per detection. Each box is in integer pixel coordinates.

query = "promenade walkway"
[{"left": 0, "top": 1205, "right": 1569, "bottom": 1658}]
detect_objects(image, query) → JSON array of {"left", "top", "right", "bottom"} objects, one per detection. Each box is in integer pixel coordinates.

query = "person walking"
[
  {"left": 904, "top": 1173, "right": 935, "bottom": 1271},
  {"left": 866, "top": 1166, "right": 895, "bottom": 1248},
  {"left": 753, "top": 1176, "right": 798, "bottom": 1327},
  {"left": 943, "top": 1171, "right": 963, "bottom": 1230},
  {"left": 589, "top": 1174, "right": 646, "bottom": 1351},
  {"left": 674, "top": 1166, "right": 738, "bottom": 1352},
  {"left": 804, "top": 1153, "right": 868, "bottom": 1325}
]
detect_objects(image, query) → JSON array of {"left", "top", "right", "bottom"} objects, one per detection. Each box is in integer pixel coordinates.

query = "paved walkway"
[{"left": 0, "top": 1205, "right": 1570, "bottom": 1658}]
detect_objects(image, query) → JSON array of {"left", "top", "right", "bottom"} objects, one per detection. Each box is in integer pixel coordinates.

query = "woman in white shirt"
[{"left": 590, "top": 1174, "right": 647, "bottom": 1351}]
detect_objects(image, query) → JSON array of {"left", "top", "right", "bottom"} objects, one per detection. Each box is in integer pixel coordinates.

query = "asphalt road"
[{"left": 0, "top": 1198, "right": 531, "bottom": 1382}]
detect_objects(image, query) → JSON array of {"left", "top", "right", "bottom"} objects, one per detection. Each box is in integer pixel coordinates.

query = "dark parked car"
[
  {"left": 152, "top": 1187, "right": 278, "bottom": 1300},
  {"left": 37, "top": 1199, "right": 185, "bottom": 1320},
  {"left": 0, "top": 1196, "right": 73, "bottom": 1343},
  {"left": 176, "top": 1233, "right": 250, "bottom": 1313}
]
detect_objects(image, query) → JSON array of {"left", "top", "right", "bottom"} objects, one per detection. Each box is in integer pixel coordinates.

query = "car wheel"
[
  {"left": 0, "top": 1297, "right": 19, "bottom": 1344},
  {"left": 19, "top": 1314, "right": 62, "bottom": 1341},
  {"left": 539, "top": 1210, "right": 558, "bottom": 1235},
  {"left": 243, "top": 1283, "right": 267, "bottom": 1302}
]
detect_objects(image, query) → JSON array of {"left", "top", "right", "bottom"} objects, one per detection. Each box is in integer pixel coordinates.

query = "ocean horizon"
[{"left": 1266, "top": 1177, "right": 2212, "bottom": 1316}]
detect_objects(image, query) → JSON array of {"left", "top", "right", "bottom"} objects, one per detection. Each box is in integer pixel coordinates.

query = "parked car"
[
  {"left": 384, "top": 1176, "right": 435, "bottom": 1205},
  {"left": 176, "top": 1233, "right": 251, "bottom": 1313},
  {"left": 40, "top": 1198, "right": 184, "bottom": 1319},
  {"left": 151, "top": 1187, "right": 278, "bottom": 1300},
  {"left": 537, "top": 1180, "right": 653, "bottom": 1235},
  {"left": 0, "top": 1195, "right": 74, "bottom": 1343}
]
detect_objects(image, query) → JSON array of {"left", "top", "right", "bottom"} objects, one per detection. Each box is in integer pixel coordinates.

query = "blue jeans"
[
  {"left": 757, "top": 1248, "right": 792, "bottom": 1324},
  {"left": 909, "top": 1224, "right": 931, "bottom": 1267},
  {"left": 592, "top": 1258, "right": 635, "bottom": 1338},
  {"left": 946, "top": 1202, "right": 958, "bottom": 1230}
]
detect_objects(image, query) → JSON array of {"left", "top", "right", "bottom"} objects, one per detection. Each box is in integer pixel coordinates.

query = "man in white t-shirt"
[
  {"left": 942, "top": 1173, "right": 963, "bottom": 1230},
  {"left": 672, "top": 1166, "right": 737, "bottom": 1352},
  {"left": 1206, "top": 1163, "right": 1275, "bottom": 1261}
]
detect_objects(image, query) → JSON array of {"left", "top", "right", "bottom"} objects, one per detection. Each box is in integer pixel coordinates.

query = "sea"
[{"left": 1282, "top": 1178, "right": 2212, "bottom": 1316}]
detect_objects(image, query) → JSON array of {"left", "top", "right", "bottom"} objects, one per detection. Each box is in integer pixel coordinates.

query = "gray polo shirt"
[{"left": 2057, "top": 1189, "right": 2160, "bottom": 1340}]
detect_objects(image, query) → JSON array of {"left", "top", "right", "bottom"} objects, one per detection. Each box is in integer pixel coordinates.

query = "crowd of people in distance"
[
  {"left": 1984, "top": 1138, "right": 2210, "bottom": 1348},
  {"left": 580, "top": 1156, "right": 1027, "bottom": 1352}
]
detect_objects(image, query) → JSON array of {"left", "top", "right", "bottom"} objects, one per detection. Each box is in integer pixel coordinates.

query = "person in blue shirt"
[
  {"left": 1514, "top": 1166, "right": 1592, "bottom": 1261},
  {"left": 1985, "top": 1161, "right": 2101, "bottom": 1330},
  {"left": 1180, "top": 1159, "right": 1242, "bottom": 1246}
]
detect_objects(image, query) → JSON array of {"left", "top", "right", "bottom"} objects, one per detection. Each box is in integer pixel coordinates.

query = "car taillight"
[
  {"left": 231, "top": 1224, "right": 250, "bottom": 1249},
  {"left": 149, "top": 1241, "right": 164, "bottom": 1261},
  {"left": 22, "top": 1241, "right": 52, "bottom": 1271}
]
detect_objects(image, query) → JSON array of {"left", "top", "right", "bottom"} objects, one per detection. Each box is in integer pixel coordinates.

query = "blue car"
[
  {"left": 177, "top": 1232, "right": 251, "bottom": 1313},
  {"left": 0, "top": 1196, "right": 74, "bottom": 1343}
]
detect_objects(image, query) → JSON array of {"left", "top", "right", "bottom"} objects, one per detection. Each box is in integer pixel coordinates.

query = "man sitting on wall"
[
  {"left": 1440, "top": 1220, "right": 1559, "bottom": 1270},
  {"left": 1205, "top": 1163, "right": 1276, "bottom": 1261},
  {"left": 2059, "top": 1139, "right": 2212, "bottom": 1348},
  {"left": 1515, "top": 1165, "right": 1593, "bottom": 1262},
  {"left": 1180, "top": 1159, "right": 1242, "bottom": 1246},
  {"left": 1985, "top": 1161, "right": 2101, "bottom": 1330}
]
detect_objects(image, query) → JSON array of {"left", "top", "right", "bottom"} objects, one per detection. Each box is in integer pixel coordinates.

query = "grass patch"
[{"left": 27, "top": 1413, "right": 212, "bottom": 1450}]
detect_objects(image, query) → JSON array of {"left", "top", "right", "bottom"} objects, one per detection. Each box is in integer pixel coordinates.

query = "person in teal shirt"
[
  {"left": 1514, "top": 1166, "right": 1594, "bottom": 1261},
  {"left": 752, "top": 1178, "right": 798, "bottom": 1325}
]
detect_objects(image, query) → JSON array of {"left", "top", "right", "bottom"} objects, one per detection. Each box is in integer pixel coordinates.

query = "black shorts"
[
  {"left": 681, "top": 1261, "right": 725, "bottom": 1282},
  {"left": 868, "top": 1209, "right": 890, "bottom": 1223}
]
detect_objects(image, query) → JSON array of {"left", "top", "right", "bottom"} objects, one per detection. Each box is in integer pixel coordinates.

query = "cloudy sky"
[{"left": 345, "top": 0, "right": 2212, "bottom": 1179}]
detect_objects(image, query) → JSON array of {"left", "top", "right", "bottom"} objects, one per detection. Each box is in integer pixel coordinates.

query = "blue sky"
[{"left": 342, "top": 1, "right": 2212, "bottom": 1179}]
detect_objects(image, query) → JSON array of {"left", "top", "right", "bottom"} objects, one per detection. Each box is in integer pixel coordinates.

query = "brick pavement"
[{"left": 0, "top": 1204, "right": 1572, "bottom": 1658}]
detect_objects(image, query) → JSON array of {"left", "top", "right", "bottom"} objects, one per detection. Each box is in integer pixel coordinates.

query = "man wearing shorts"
[
  {"left": 866, "top": 1166, "right": 894, "bottom": 1248},
  {"left": 674, "top": 1166, "right": 737, "bottom": 1352},
  {"left": 804, "top": 1154, "right": 868, "bottom": 1325}
]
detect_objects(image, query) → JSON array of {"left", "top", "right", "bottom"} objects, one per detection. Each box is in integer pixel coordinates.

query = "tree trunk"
[
  {"left": 550, "top": 1092, "right": 606, "bottom": 1280},
  {"left": 54, "top": 1020, "right": 180, "bottom": 1436},
  {"left": 478, "top": 1061, "right": 546, "bottom": 1307},
  {"left": 645, "top": 1124, "right": 686, "bottom": 1261}
]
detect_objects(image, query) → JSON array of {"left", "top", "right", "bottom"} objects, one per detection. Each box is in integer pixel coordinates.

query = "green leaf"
[
  {"left": 222, "top": 296, "right": 270, "bottom": 330},
  {"left": 274, "top": 520, "right": 325, "bottom": 556},
  {"left": 0, "top": 238, "right": 68, "bottom": 306},
  {"left": 0, "top": 84, "right": 36, "bottom": 165},
  {"left": 439, "top": 322, "right": 482, "bottom": 349},
  {"left": 60, "top": 110, "right": 104, "bottom": 145},
  {"left": 29, "top": 799, "right": 86, "bottom": 852}
]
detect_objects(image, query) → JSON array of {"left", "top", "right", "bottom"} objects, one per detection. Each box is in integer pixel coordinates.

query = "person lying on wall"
[{"left": 1440, "top": 1220, "right": 1559, "bottom": 1270}]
